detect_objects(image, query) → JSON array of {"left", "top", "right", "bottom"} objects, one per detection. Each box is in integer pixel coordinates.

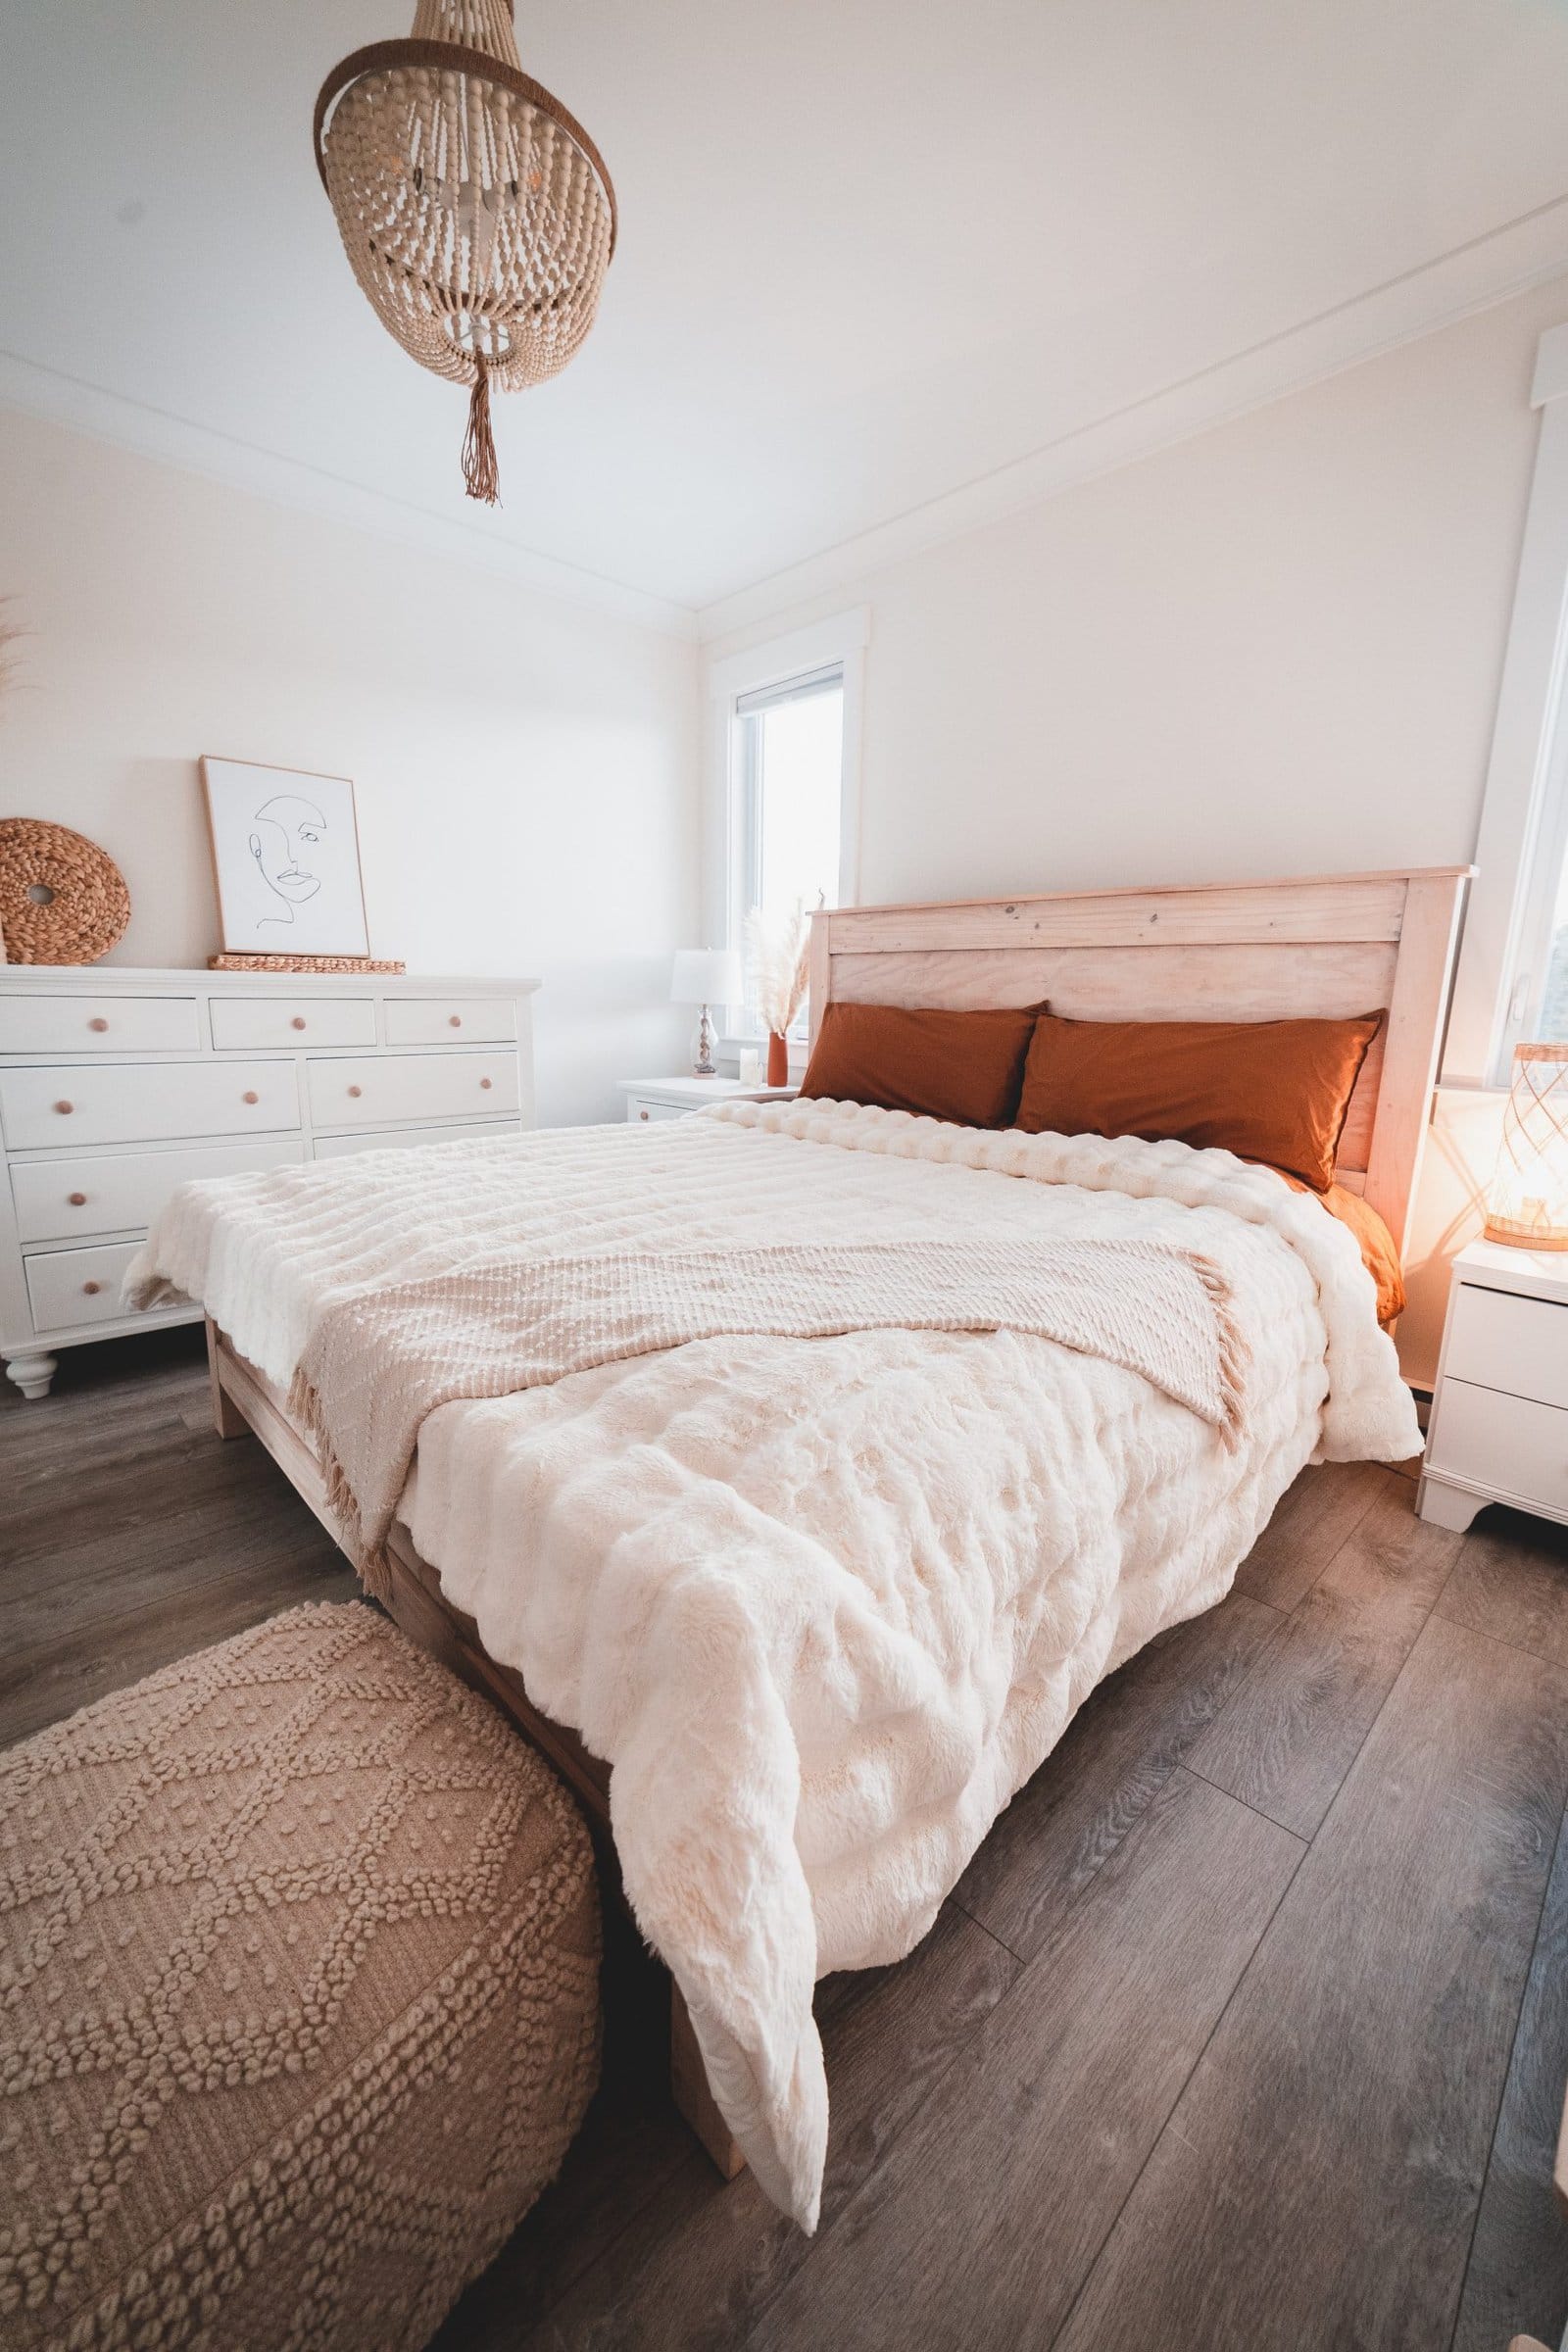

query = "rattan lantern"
[
  {"left": 315, "top": 0, "right": 616, "bottom": 505},
  {"left": 1485, "top": 1042, "right": 1568, "bottom": 1250}
]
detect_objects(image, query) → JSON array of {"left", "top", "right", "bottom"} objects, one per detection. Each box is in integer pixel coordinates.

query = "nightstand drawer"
[
  {"left": 1427, "top": 1379, "right": 1568, "bottom": 1516},
  {"left": 1448, "top": 1280, "right": 1568, "bottom": 1411},
  {"left": 625, "top": 1098, "right": 689, "bottom": 1123}
]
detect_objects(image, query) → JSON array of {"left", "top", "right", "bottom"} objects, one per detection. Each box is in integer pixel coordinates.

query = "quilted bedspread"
[{"left": 128, "top": 1100, "right": 1420, "bottom": 2228}]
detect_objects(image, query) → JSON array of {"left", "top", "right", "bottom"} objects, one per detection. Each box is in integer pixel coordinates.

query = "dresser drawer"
[
  {"left": 313, "top": 1118, "right": 518, "bottom": 1159},
  {"left": 382, "top": 998, "right": 517, "bottom": 1048},
  {"left": 625, "top": 1097, "right": 690, "bottom": 1123},
  {"left": 25, "top": 1241, "right": 156, "bottom": 1336},
  {"left": 0, "top": 1060, "right": 302, "bottom": 1152},
  {"left": 1426, "top": 1378, "right": 1568, "bottom": 1516},
  {"left": 307, "top": 1051, "right": 518, "bottom": 1130},
  {"left": 1447, "top": 1279, "right": 1568, "bottom": 1412},
  {"left": 12, "top": 1138, "right": 306, "bottom": 1245},
  {"left": 0, "top": 994, "right": 199, "bottom": 1056},
  {"left": 210, "top": 997, "right": 375, "bottom": 1053}
]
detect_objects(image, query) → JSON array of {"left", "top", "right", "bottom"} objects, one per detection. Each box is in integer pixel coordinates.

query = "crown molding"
[
  {"left": 0, "top": 349, "right": 697, "bottom": 642},
  {"left": 11, "top": 193, "right": 1568, "bottom": 653},
  {"left": 697, "top": 196, "right": 1568, "bottom": 645}
]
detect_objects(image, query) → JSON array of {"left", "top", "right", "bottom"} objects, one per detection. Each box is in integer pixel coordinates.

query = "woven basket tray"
[{"left": 208, "top": 954, "right": 407, "bottom": 972}]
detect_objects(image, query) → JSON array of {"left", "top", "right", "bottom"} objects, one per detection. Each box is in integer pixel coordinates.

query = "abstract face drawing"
[{"left": 249, "top": 795, "right": 325, "bottom": 927}]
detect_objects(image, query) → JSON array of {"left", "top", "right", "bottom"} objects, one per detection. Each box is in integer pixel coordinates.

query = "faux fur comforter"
[
  {"left": 291, "top": 1233, "right": 1246, "bottom": 1584},
  {"left": 127, "top": 1100, "right": 1420, "bottom": 2229}
]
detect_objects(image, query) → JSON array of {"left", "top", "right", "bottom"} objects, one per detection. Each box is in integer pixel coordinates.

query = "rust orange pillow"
[
  {"left": 1276, "top": 1172, "right": 1405, "bottom": 1325},
  {"left": 800, "top": 1001, "right": 1044, "bottom": 1128},
  {"left": 1015, "top": 1011, "right": 1383, "bottom": 1193}
]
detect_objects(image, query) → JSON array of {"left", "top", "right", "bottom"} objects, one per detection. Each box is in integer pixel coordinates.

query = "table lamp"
[
  {"left": 1484, "top": 1042, "right": 1568, "bottom": 1250},
  {"left": 671, "top": 949, "right": 743, "bottom": 1077}
]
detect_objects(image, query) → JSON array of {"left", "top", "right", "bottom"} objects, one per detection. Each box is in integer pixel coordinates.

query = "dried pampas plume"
[{"left": 745, "top": 900, "right": 814, "bottom": 1037}]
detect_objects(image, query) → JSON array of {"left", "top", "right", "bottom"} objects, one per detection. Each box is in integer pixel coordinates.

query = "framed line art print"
[{"left": 201, "top": 758, "right": 371, "bottom": 957}]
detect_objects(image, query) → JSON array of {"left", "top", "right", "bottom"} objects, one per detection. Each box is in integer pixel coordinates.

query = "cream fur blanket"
[
  {"left": 289, "top": 1234, "right": 1246, "bottom": 1585},
  {"left": 127, "top": 1101, "right": 1420, "bottom": 2229}
]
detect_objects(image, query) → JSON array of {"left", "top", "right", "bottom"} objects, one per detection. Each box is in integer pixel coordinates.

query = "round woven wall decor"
[{"left": 0, "top": 818, "right": 131, "bottom": 964}]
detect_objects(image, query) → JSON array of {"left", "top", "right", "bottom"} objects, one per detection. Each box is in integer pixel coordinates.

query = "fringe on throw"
[
  {"left": 462, "top": 354, "right": 502, "bottom": 506},
  {"left": 1190, "top": 1251, "right": 1250, "bottom": 1454},
  {"left": 288, "top": 1365, "right": 394, "bottom": 1604}
]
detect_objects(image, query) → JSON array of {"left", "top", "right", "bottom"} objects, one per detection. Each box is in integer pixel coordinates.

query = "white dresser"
[
  {"left": 0, "top": 966, "right": 539, "bottom": 1397},
  {"left": 1418, "top": 1237, "right": 1568, "bottom": 1532}
]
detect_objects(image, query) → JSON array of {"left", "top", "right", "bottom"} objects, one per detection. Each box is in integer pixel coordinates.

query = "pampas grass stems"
[{"left": 745, "top": 902, "right": 811, "bottom": 1036}]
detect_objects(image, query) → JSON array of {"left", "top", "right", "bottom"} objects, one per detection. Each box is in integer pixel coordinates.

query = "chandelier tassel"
[{"left": 462, "top": 353, "right": 502, "bottom": 506}]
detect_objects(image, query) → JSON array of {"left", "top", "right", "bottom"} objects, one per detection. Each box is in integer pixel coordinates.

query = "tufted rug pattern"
[{"left": 0, "top": 1601, "right": 600, "bottom": 2351}]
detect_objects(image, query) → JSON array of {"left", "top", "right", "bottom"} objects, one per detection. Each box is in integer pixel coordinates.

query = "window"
[
  {"left": 1496, "top": 694, "right": 1568, "bottom": 1062},
  {"left": 1446, "top": 320, "right": 1568, "bottom": 1087},
  {"left": 704, "top": 611, "right": 866, "bottom": 1042},
  {"left": 737, "top": 666, "right": 845, "bottom": 998},
  {"left": 1544, "top": 859, "right": 1568, "bottom": 1038}
]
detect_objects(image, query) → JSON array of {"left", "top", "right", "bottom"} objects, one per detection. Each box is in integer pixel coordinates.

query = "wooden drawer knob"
[
  {"left": 88, "top": 1016, "right": 109, "bottom": 1033},
  {"left": 479, "top": 1076, "right": 493, "bottom": 1090},
  {"left": 638, "top": 1108, "right": 650, "bottom": 1120},
  {"left": 348, "top": 1084, "right": 363, "bottom": 1099},
  {"left": 448, "top": 1014, "right": 463, "bottom": 1028},
  {"left": 291, "top": 1016, "right": 307, "bottom": 1031},
  {"left": 242, "top": 1091, "right": 260, "bottom": 1105},
  {"left": 68, "top": 1192, "right": 87, "bottom": 1206},
  {"left": 81, "top": 1280, "right": 102, "bottom": 1297},
  {"left": 54, "top": 1101, "right": 74, "bottom": 1115}
]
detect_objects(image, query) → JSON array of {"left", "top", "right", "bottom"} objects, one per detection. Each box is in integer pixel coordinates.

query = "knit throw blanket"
[{"left": 289, "top": 1233, "right": 1246, "bottom": 1594}]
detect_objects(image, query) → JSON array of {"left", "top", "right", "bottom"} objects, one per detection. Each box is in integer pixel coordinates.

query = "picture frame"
[{"left": 200, "top": 758, "right": 370, "bottom": 958}]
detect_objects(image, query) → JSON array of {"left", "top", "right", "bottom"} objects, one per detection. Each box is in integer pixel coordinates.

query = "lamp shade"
[
  {"left": 670, "top": 949, "right": 742, "bottom": 1006},
  {"left": 1485, "top": 1042, "right": 1568, "bottom": 1250}
]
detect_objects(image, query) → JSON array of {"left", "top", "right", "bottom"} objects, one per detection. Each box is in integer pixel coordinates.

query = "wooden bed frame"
[{"left": 206, "top": 864, "right": 1471, "bottom": 2182}]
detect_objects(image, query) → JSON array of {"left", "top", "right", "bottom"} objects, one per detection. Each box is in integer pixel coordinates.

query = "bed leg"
[
  {"left": 669, "top": 1982, "right": 747, "bottom": 2182},
  {"left": 206, "top": 1319, "right": 248, "bottom": 1441}
]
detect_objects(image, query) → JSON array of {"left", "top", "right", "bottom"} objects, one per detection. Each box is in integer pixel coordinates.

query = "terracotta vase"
[{"left": 766, "top": 1031, "right": 790, "bottom": 1088}]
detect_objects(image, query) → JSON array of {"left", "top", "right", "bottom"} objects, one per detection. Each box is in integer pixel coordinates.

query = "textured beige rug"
[{"left": 0, "top": 1602, "right": 600, "bottom": 2351}]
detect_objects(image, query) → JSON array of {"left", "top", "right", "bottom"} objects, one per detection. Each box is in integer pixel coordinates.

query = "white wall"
[
  {"left": 710, "top": 276, "right": 1568, "bottom": 901},
  {"left": 708, "top": 273, "right": 1568, "bottom": 1378},
  {"left": 0, "top": 411, "right": 700, "bottom": 1126}
]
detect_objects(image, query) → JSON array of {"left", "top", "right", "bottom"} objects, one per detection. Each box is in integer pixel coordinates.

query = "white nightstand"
[
  {"left": 1418, "top": 1237, "right": 1568, "bottom": 1533},
  {"left": 616, "top": 1076, "right": 799, "bottom": 1125}
]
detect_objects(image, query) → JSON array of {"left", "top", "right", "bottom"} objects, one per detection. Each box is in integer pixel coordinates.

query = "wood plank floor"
[{"left": 5, "top": 1329, "right": 1568, "bottom": 2351}]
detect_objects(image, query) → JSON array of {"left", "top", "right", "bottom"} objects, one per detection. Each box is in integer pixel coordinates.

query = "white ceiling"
[{"left": 6, "top": 0, "right": 1568, "bottom": 629}]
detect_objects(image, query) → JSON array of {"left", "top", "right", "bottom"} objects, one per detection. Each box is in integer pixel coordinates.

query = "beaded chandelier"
[{"left": 315, "top": 0, "right": 616, "bottom": 505}]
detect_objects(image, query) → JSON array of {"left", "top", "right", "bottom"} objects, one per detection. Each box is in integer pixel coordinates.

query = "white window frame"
[
  {"left": 1447, "top": 320, "right": 1568, "bottom": 1087},
  {"left": 702, "top": 609, "right": 868, "bottom": 1046}
]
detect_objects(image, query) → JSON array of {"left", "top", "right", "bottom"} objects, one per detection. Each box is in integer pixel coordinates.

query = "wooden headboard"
[{"left": 807, "top": 868, "right": 1472, "bottom": 1256}]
